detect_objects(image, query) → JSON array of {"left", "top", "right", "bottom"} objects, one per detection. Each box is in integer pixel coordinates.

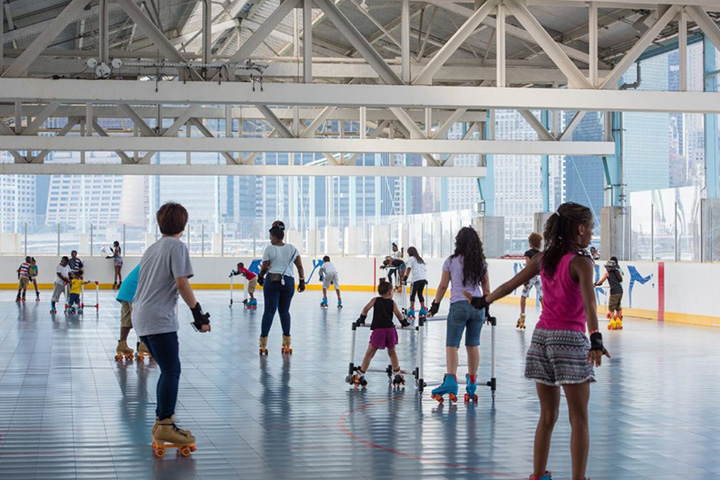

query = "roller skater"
[
  {"left": 67, "top": 272, "right": 91, "bottom": 315},
  {"left": 115, "top": 263, "right": 141, "bottom": 362},
  {"left": 320, "top": 298, "right": 328, "bottom": 309},
  {"left": 348, "top": 280, "right": 406, "bottom": 388},
  {"left": 50, "top": 257, "right": 71, "bottom": 315},
  {"left": 464, "top": 374, "right": 478, "bottom": 403},
  {"left": 30, "top": 258, "right": 40, "bottom": 302},
  {"left": 281, "top": 335, "right": 292, "bottom": 354},
  {"left": 402, "top": 246, "right": 429, "bottom": 322},
  {"left": 257, "top": 220, "right": 306, "bottom": 355},
  {"left": 518, "top": 232, "right": 544, "bottom": 330},
  {"left": 428, "top": 227, "right": 490, "bottom": 404},
  {"left": 229, "top": 262, "right": 258, "bottom": 309},
  {"left": 431, "top": 374, "right": 458, "bottom": 403},
  {"left": 16, "top": 256, "right": 31, "bottom": 302},
  {"left": 132, "top": 202, "right": 210, "bottom": 457},
  {"left": 319, "top": 256, "right": 343, "bottom": 309},
  {"left": 466, "top": 202, "right": 610, "bottom": 480},
  {"left": 595, "top": 257, "right": 624, "bottom": 330}
]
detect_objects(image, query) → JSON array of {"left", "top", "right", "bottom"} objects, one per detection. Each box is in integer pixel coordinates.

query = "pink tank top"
[{"left": 536, "top": 253, "right": 586, "bottom": 332}]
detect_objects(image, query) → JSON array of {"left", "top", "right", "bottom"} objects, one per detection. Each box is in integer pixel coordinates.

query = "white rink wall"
[{"left": 0, "top": 254, "right": 713, "bottom": 327}]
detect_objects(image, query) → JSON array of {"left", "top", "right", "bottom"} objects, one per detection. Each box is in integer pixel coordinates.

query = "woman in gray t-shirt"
[{"left": 257, "top": 220, "right": 305, "bottom": 355}]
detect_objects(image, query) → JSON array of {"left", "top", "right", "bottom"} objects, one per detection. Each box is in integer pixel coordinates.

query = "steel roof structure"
[{"left": 0, "top": 0, "right": 719, "bottom": 177}]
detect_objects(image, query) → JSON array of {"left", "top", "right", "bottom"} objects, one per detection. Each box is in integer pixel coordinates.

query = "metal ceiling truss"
[{"left": 0, "top": 0, "right": 718, "bottom": 176}]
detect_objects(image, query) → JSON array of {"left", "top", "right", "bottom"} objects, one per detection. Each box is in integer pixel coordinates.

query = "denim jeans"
[
  {"left": 140, "top": 331, "right": 181, "bottom": 420},
  {"left": 261, "top": 275, "right": 295, "bottom": 337},
  {"left": 446, "top": 301, "right": 485, "bottom": 347}
]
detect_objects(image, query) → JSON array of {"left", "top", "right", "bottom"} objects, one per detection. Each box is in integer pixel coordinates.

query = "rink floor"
[{"left": 0, "top": 288, "right": 718, "bottom": 479}]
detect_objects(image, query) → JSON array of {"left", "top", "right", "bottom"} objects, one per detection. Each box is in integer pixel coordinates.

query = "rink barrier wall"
[{"left": 0, "top": 255, "right": 713, "bottom": 327}]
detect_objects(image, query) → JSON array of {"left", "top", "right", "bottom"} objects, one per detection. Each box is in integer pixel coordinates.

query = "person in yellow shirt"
[{"left": 68, "top": 272, "right": 90, "bottom": 315}]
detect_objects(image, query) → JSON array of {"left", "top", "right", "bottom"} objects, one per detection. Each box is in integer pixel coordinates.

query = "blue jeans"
[
  {"left": 446, "top": 301, "right": 485, "bottom": 347},
  {"left": 140, "top": 331, "right": 181, "bottom": 421},
  {"left": 261, "top": 275, "right": 295, "bottom": 337}
]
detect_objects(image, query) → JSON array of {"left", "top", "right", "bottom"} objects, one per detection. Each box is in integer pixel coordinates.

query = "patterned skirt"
[{"left": 525, "top": 328, "right": 596, "bottom": 386}]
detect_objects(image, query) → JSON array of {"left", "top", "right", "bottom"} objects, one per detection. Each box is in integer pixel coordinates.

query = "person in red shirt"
[{"left": 230, "top": 262, "right": 258, "bottom": 308}]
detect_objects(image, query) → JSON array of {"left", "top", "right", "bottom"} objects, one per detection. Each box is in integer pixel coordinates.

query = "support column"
[
  {"left": 533, "top": 212, "right": 552, "bottom": 234},
  {"left": 704, "top": 35, "right": 719, "bottom": 200},
  {"left": 401, "top": 0, "right": 410, "bottom": 83},
  {"left": 601, "top": 206, "right": 631, "bottom": 261},
  {"left": 478, "top": 110, "right": 495, "bottom": 216},
  {"left": 303, "top": 0, "right": 313, "bottom": 83},
  {"left": 471, "top": 216, "right": 505, "bottom": 258},
  {"left": 541, "top": 110, "right": 550, "bottom": 212}
]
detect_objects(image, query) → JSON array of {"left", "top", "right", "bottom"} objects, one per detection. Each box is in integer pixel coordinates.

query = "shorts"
[
  {"left": 18, "top": 277, "right": 29, "bottom": 289},
  {"left": 446, "top": 300, "right": 485, "bottom": 348},
  {"left": 521, "top": 275, "right": 543, "bottom": 299},
  {"left": 69, "top": 293, "right": 81, "bottom": 306},
  {"left": 322, "top": 272, "right": 340, "bottom": 289},
  {"left": 525, "top": 328, "right": 596, "bottom": 386},
  {"left": 608, "top": 293, "right": 623, "bottom": 312},
  {"left": 114, "top": 257, "right": 123, "bottom": 267},
  {"left": 369, "top": 327, "right": 398, "bottom": 350},
  {"left": 247, "top": 277, "right": 258, "bottom": 295},
  {"left": 120, "top": 301, "right": 133, "bottom": 328}
]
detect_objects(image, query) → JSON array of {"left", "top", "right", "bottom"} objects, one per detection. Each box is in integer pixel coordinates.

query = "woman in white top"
[
  {"left": 257, "top": 221, "right": 306, "bottom": 355},
  {"left": 403, "top": 246, "right": 428, "bottom": 319}
]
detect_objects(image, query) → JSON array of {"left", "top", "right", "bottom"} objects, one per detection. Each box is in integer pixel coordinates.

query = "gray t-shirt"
[
  {"left": 132, "top": 236, "right": 193, "bottom": 337},
  {"left": 262, "top": 244, "right": 299, "bottom": 277}
]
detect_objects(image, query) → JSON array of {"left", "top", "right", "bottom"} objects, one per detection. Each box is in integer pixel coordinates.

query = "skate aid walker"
[
  {"left": 79, "top": 281, "right": 100, "bottom": 315},
  {"left": 425, "top": 309, "right": 497, "bottom": 403},
  {"left": 346, "top": 316, "right": 419, "bottom": 389}
]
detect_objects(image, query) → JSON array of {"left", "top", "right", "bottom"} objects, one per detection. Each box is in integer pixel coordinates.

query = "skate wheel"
[
  {"left": 153, "top": 446, "right": 165, "bottom": 458},
  {"left": 190, "top": 445, "right": 197, "bottom": 452},
  {"left": 115, "top": 355, "right": 122, "bottom": 362},
  {"left": 432, "top": 394, "right": 444, "bottom": 403},
  {"left": 473, "top": 394, "right": 478, "bottom": 402},
  {"left": 449, "top": 393, "right": 457, "bottom": 402},
  {"left": 464, "top": 393, "right": 469, "bottom": 402},
  {"left": 179, "top": 446, "right": 192, "bottom": 457}
]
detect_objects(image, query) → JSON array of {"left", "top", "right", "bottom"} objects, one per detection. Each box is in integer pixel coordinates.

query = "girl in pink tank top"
[{"left": 463, "top": 202, "right": 610, "bottom": 480}]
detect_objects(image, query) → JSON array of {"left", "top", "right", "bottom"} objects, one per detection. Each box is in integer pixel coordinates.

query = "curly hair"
[
  {"left": 541, "top": 202, "right": 593, "bottom": 278},
  {"left": 450, "top": 226, "right": 486, "bottom": 287}
]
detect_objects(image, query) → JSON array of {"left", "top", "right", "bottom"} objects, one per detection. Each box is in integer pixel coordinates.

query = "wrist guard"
[
  {"left": 190, "top": 302, "right": 211, "bottom": 332},
  {"left": 257, "top": 275, "right": 264, "bottom": 286},
  {"left": 429, "top": 301, "right": 440, "bottom": 316},
  {"left": 356, "top": 314, "right": 367, "bottom": 326},
  {"left": 297, "top": 279, "right": 306, "bottom": 292},
  {"left": 589, "top": 332, "right": 604, "bottom": 351},
  {"left": 469, "top": 295, "right": 490, "bottom": 311}
]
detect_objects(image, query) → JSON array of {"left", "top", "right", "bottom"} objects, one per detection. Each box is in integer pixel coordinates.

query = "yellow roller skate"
[
  {"left": 135, "top": 341, "right": 152, "bottom": 361},
  {"left": 516, "top": 314, "right": 526, "bottom": 330},
  {"left": 281, "top": 335, "right": 292, "bottom": 354},
  {"left": 152, "top": 417, "right": 196, "bottom": 458},
  {"left": 114, "top": 340, "right": 134, "bottom": 362},
  {"left": 259, "top": 336, "right": 268, "bottom": 355}
]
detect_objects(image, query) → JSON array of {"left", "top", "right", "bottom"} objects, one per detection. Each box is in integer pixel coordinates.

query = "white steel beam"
[
  {"left": 32, "top": 117, "right": 80, "bottom": 164},
  {"left": 588, "top": 3, "right": 598, "bottom": 87},
  {"left": 600, "top": 6, "right": 680, "bottom": 89},
  {"left": 99, "top": 0, "right": 110, "bottom": 64},
  {"left": 413, "top": 0, "right": 497, "bottom": 85},
  {"left": 504, "top": 0, "right": 592, "bottom": 89},
  {"left": 2, "top": 0, "right": 93, "bottom": 78},
  {"left": 0, "top": 120, "right": 24, "bottom": 162},
  {"left": 115, "top": 0, "right": 203, "bottom": 81},
  {"left": 0, "top": 163, "right": 488, "bottom": 178},
  {"left": 118, "top": 104, "right": 157, "bottom": 137},
  {"left": 401, "top": 0, "right": 410, "bottom": 83},
  {"left": 519, "top": 110, "right": 556, "bottom": 141},
  {"left": 0, "top": 136, "right": 615, "bottom": 156},
  {"left": 497, "top": 4, "right": 506, "bottom": 88},
  {"left": 687, "top": 6, "right": 720, "bottom": 53},
  {"left": 679, "top": 8, "right": 688, "bottom": 92},
  {"left": 300, "top": 106, "right": 336, "bottom": 138},
  {"left": 92, "top": 120, "right": 133, "bottom": 164},
  {"left": 22, "top": 102, "right": 60, "bottom": 136},
  {"left": 6, "top": 79, "right": 720, "bottom": 114},
  {"left": 303, "top": 0, "right": 313, "bottom": 83},
  {"left": 527, "top": 0, "right": 719, "bottom": 6},
  {"left": 313, "top": 0, "right": 402, "bottom": 85},
  {"left": 189, "top": 118, "right": 237, "bottom": 165}
]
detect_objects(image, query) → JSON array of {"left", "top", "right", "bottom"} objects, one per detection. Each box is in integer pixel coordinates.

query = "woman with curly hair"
[{"left": 427, "top": 226, "right": 490, "bottom": 403}]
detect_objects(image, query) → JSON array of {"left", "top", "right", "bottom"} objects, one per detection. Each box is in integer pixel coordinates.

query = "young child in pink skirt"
[{"left": 347, "top": 279, "right": 409, "bottom": 388}]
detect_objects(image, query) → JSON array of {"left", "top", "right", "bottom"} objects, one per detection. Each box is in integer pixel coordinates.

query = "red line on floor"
[
  {"left": 658, "top": 262, "right": 665, "bottom": 322},
  {"left": 337, "top": 396, "right": 517, "bottom": 478}
]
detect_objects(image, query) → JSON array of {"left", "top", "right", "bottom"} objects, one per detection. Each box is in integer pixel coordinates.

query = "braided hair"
[
  {"left": 450, "top": 226, "right": 486, "bottom": 287},
  {"left": 541, "top": 202, "right": 593, "bottom": 278}
]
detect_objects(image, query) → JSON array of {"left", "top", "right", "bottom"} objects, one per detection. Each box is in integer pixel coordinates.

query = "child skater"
[
  {"left": 229, "top": 262, "right": 258, "bottom": 309},
  {"left": 595, "top": 257, "right": 623, "bottom": 330},
  {"left": 402, "top": 246, "right": 428, "bottom": 320},
  {"left": 346, "top": 279, "right": 409, "bottom": 388},
  {"left": 30, "top": 258, "right": 40, "bottom": 302},
  {"left": 518, "top": 232, "right": 544, "bottom": 330},
  {"left": 319, "top": 256, "right": 342, "bottom": 309},
  {"left": 67, "top": 272, "right": 92, "bottom": 314},
  {"left": 16, "top": 256, "right": 31, "bottom": 302},
  {"left": 465, "top": 202, "right": 611, "bottom": 480},
  {"left": 427, "top": 227, "right": 490, "bottom": 404}
]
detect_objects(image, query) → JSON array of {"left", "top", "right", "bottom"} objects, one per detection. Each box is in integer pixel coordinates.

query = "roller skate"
[
  {"left": 529, "top": 472, "right": 552, "bottom": 480},
  {"left": 346, "top": 367, "right": 367, "bottom": 388},
  {"left": 419, "top": 307, "right": 428, "bottom": 319},
  {"left": 337, "top": 300, "right": 343, "bottom": 309},
  {"left": 464, "top": 374, "right": 479, "bottom": 403},
  {"left": 152, "top": 415, "right": 190, "bottom": 437},
  {"left": 406, "top": 308, "right": 416, "bottom": 320},
  {"left": 35, "top": 292, "right": 40, "bottom": 302},
  {"left": 259, "top": 336, "right": 268, "bottom": 356},
  {"left": 248, "top": 298, "right": 258, "bottom": 310},
  {"left": 392, "top": 371, "right": 405, "bottom": 388},
  {"left": 115, "top": 340, "right": 134, "bottom": 362},
  {"left": 516, "top": 314, "right": 526, "bottom": 330},
  {"left": 320, "top": 298, "right": 328, "bottom": 309},
  {"left": 431, "top": 374, "right": 458, "bottom": 403},
  {"left": 50, "top": 302, "right": 57, "bottom": 315},
  {"left": 68, "top": 307, "right": 76, "bottom": 315},
  {"left": 135, "top": 341, "right": 152, "bottom": 361},
  {"left": 281, "top": 335, "right": 292, "bottom": 354},
  {"left": 15, "top": 295, "right": 20, "bottom": 302},
  {"left": 152, "top": 417, "right": 196, "bottom": 458},
  {"left": 77, "top": 307, "right": 83, "bottom": 315}
]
